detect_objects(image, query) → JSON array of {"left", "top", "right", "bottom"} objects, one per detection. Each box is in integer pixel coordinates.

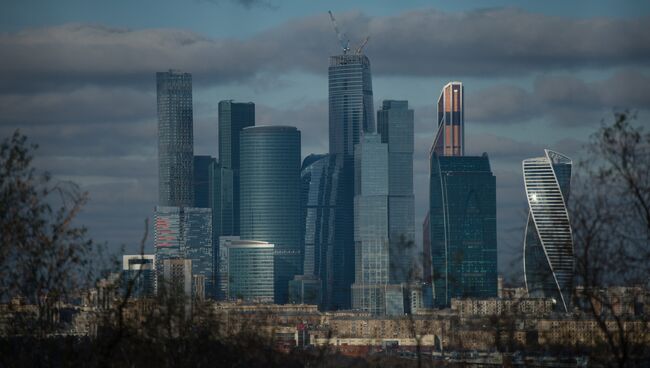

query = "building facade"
[
  {"left": 154, "top": 206, "right": 213, "bottom": 298},
  {"left": 351, "top": 134, "right": 390, "bottom": 314},
  {"left": 219, "top": 237, "right": 275, "bottom": 303},
  {"left": 240, "top": 126, "right": 302, "bottom": 304},
  {"left": 377, "top": 100, "right": 415, "bottom": 284},
  {"left": 156, "top": 70, "right": 194, "bottom": 207},
  {"left": 327, "top": 53, "right": 375, "bottom": 310},
  {"left": 428, "top": 153, "right": 498, "bottom": 308},
  {"left": 523, "top": 149, "right": 574, "bottom": 312},
  {"left": 122, "top": 254, "right": 156, "bottom": 298},
  {"left": 218, "top": 100, "right": 255, "bottom": 236},
  {"left": 432, "top": 82, "right": 464, "bottom": 157},
  {"left": 193, "top": 155, "right": 213, "bottom": 208}
]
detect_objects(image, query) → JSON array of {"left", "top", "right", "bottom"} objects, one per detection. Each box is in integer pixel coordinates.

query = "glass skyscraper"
[
  {"left": 219, "top": 237, "right": 274, "bottom": 303},
  {"left": 193, "top": 155, "right": 213, "bottom": 208},
  {"left": 428, "top": 153, "right": 498, "bottom": 308},
  {"left": 218, "top": 100, "right": 254, "bottom": 235},
  {"left": 156, "top": 70, "right": 194, "bottom": 207},
  {"left": 329, "top": 54, "right": 375, "bottom": 155},
  {"left": 523, "top": 149, "right": 573, "bottom": 312},
  {"left": 433, "top": 82, "right": 464, "bottom": 157},
  {"left": 327, "top": 52, "right": 375, "bottom": 310},
  {"left": 377, "top": 100, "right": 416, "bottom": 284},
  {"left": 240, "top": 126, "right": 302, "bottom": 304},
  {"left": 351, "top": 134, "right": 390, "bottom": 314},
  {"left": 154, "top": 206, "right": 213, "bottom": 298}
]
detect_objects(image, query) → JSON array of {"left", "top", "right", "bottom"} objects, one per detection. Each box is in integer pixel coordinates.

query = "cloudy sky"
[{"left": 2, "top": 0, "right": 649, "bottom": 283}]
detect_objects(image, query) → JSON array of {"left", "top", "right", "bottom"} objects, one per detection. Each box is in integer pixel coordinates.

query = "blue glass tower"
[
  {"left": 156, "top": 70, "right": 194, "bottom": 207},
  {"left": 351, "top": 134, "right": 390, "bottom": 314},
  {"left": 240, "top": 126, "right": 302, "bottom": 304},
  {"left": 523, "top": 150, "right": 573, "bottom": 312},
  {"left": 193, "top": 155, "right": 213, "bottom": 208},
  {"left": 428, "top": 153, "right": 498, "bottom": 308},
  {"left": 327, "top": 53, "right": 375, "bottom": 310},
  {"left": 218, "top": 100, "right": 254, "bottom": 236},
  {"left": 377, "top": 100, "right": 416, "bottom": 283}
]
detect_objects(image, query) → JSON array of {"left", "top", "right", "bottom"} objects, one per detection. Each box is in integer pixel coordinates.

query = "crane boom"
[
  {"left": 355, "top": 36, "right": 369, "bottom": 55},
  {"left": 328, "top": 11, "right": 349, "bottom": 54}
]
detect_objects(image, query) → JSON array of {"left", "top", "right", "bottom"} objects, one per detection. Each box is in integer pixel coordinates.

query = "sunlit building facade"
[
  {"left": 523, "top": 149, "right": 574, "bottom": 312},
  {"left": 432, "top": 82, "right": 464, "bottom": 157}
]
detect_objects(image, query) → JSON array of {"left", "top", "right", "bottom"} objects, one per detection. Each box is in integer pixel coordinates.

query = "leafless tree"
[{"left": 570, "top": 111, "right": 650, "bottom": 367}]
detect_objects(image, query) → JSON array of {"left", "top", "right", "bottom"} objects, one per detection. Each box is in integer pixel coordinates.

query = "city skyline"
[{"left": 2, "top": 2, "right": 648, "bottom": 284}]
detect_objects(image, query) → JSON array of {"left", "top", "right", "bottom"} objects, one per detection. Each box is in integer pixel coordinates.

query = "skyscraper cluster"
[{"left": 144, "top": 18, "right": 575, "bottom": 314}]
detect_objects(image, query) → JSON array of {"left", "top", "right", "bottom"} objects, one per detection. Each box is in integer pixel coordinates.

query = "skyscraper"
[
  {"left": 377, "top": 100, "right": 416, "bottom": 284},
  {"left": 327, "top": 52, "right": 375, "bottom": 310},
  {"left": 329, "top": 54, "right": 375, "bottom": 155},
  {"left": 240, "top": 126, "right": 302, "bottom": 304},
  {"left": 218, "top": 100, "right": 254, "bottom": 235},
  {"left": 154, "top": 206, "right": 213, "bottom": 297},
  {"left": 351, "top": 134, "right": 390, "bottom": 314},
  {"left": 523, "top": 149, "right": 574, "bottom": 312},
  {"left": 219, "top": 237, "right": 275, "bottom": 303},
  {"left": 432, "top": 82, "right": 464, "bottom": 157},
  {"left": 428, "top": 153, "right": 497, "bottom": 308},
  {"left": 157, "top": 70, "right": 194, "bottom": 207},
  {"left": 193, "top": 155, "right": 213, "bottom": 208}
]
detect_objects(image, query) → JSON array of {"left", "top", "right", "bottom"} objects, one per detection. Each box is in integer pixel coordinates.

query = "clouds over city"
[
  {"left": 1, "top": 8, "right": 649, "bottom": 92},
  {"left": 1, "top": 6, "right": 648, "bottom": 275}
]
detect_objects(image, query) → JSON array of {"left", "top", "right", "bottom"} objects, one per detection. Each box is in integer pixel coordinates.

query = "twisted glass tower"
[{"left": 523, "top": 149, "right": 573, "bottom": 312}]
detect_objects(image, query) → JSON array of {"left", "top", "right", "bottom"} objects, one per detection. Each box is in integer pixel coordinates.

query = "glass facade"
[
  {"left": 219, "top": 237, "right": 274, "bottom": 303},
  {"left": 326, "top": 53, "right": 375, "bottom": 310},
  {"left": 218, "top": 100, "right": 255, "bottom": 236},
  {"left": 240, "top": 126, "right": 302, "bottom": 304},
  {"left": 154, "top": 206, "right": 213, "bottom": 298},
  {"left": 351, "top": 134, "right": 390, "bottom": 314},
  {"left": 428, "top": 154, "right": 498, "bottom": 308},
  {"left": 157, "top": 70, "right": 194, "bottom": 207},
  {"left": 122, "top": 255, "right": 155, "bottom": 298},
  {"left": 523, "top": 150, "right": 573, "bottom": 312},
  {"left": 377, "top": 100, "right": 416, "bottom": 284},
  {"left": 432, "top": 82, "right": 464, "bottom": 157},
  {"left": 182, "top": 207, "right": 214, "bottom": 298},
  {"left": 193, "top": 155, "right": 213, "bottom": 208}
]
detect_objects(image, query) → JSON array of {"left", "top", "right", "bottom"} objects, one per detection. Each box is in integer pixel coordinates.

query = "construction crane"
[
  {"left": 355, "top": 36, "right": 369, "bottom": 55},
  {"left": 328, "top": 11, "right": 350, "bottom": 54}
]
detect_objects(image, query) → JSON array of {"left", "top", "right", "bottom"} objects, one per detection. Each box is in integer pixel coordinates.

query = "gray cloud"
[
  {"left": 466, "top": 70, "right": 650, "bottom": 126},
  {"left": 1, "top": 8, "right": 649, "bottom": 92}
]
